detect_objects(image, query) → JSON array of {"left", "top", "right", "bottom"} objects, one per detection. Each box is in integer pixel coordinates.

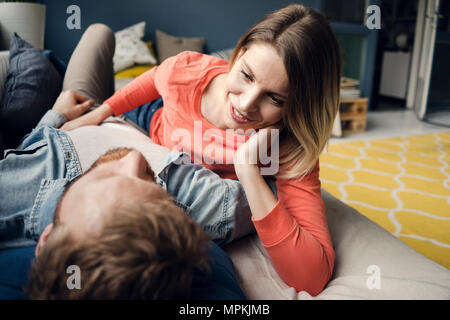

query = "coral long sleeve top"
[{"left": 105, "top": 51, "right": 335, "bottom": 295}]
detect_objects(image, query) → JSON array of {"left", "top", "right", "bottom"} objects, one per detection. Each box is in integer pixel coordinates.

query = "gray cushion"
[
  {"left": 210, "top": 48, "right": 234, "bottom": 61},
  {"left": 0, "top": 33, "right": 62, "bottom": 149},
  {"left": 0, "top": 51, "right": 9, "bottom": 157},
  {"left": 225, "top": 188, "right": 450, "bottom": 299},
  {"left": 155, "top": 29, "right": 205, "bottom": 63},
  {"left": 0, "top": 51, "right": 9, "bottom": 100}
]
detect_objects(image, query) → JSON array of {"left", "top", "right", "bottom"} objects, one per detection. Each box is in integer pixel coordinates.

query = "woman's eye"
[
  {"left": 241, "top": 70, "right": 252, "bottom": 81},
  {"left": 270, "top": 95, "right": 284, "bottom": 106}
]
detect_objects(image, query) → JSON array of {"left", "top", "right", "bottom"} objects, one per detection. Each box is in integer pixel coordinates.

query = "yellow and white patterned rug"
[{"left": 319, "top": 131, "right": 450, "bottom": 269}]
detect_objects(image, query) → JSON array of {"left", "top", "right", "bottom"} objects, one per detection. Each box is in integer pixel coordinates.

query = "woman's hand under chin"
[
  {"left": 233, "top": 126, "right": 281, "bottom": 179},
  {"left": 232, "top": 126, "right": 281, "bottom": 219}
]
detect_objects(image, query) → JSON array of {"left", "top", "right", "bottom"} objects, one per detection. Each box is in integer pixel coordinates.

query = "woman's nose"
[{"left": 239, "top": 87, "right": 260, "bottom": 113}]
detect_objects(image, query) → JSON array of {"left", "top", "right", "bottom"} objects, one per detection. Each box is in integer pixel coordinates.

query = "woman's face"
[{"left": 224, "top": 42, "right": 289, "bottom": 131}]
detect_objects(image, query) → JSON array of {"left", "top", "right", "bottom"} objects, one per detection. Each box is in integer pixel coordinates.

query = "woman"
[{"left": 63, "top": 4, "right": 342, "bottom": 295}]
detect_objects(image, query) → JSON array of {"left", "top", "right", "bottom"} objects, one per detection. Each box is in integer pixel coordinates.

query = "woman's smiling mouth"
[{"left": 230, "top": 104, "right": 252, "bottom": 124}]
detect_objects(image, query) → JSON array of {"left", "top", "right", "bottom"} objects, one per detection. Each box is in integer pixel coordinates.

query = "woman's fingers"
[
  {"left": 256, "top": 127, "right": 280, "bottom": 152},
  {"left": 60, "top": 121, "right": 74, "bottom": 131},
  {"left": 234, "top": 126, "right": 282, "bottom": 176}
]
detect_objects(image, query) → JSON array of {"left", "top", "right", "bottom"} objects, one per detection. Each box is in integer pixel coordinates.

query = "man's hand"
[{"left": 52, "top": 90, "right": 94, "bottom": 121}]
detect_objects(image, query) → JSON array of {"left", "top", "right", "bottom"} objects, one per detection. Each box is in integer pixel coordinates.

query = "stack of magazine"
[{"left": 340, "top": 77, "right": 360, "bottom": 99}]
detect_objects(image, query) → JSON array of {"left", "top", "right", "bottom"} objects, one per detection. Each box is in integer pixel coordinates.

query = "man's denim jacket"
[
  {"left": 0, "top": 111, "right": 76, "bottom": 249},
  {"left": 0, "top": 111, "right": 278, "bottom": 250}
]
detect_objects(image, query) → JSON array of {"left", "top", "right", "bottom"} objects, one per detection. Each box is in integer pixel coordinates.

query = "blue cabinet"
[{"left": 320, "top": 0, "right": 381, "bottom": 110}]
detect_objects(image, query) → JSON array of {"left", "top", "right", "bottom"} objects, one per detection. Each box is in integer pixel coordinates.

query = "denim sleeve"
[
  {"left": 15, "top": 110, "right": 66, "bottom": 150},
  {"left": 35, "top": 110, "right": 67, "bottom": 129},
  {"left": 156, "top": 151, "right": 277, "bottom": 246},
  {"left": 0, "top": 126, "right": 77, "bottom": 249}
]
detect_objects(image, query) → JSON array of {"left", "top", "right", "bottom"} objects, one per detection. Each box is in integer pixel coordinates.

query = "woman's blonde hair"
[{"left": 230, "top": 4, "right": 342, "bottom": 180}]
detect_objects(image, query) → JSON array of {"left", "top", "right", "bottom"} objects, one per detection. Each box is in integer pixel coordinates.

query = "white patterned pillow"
[{"left": 113, "top": 22, "right": 157, "bottom": 73}]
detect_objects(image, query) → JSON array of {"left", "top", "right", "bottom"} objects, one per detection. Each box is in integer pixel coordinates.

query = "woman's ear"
[{"left": 35, "top": 223, "right": 54, "bottom": 257}]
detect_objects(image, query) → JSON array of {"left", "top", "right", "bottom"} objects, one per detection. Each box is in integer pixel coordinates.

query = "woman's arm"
[
  {"left": 233, "top": 129, "right": 335, "bottom": 295},
  {"left": 60, "top": 65, "right": 161, "bottom": 131},
  {"left": 253, "top": 174, "right": 335, "bottom": 296},
  {"left": 104, "top": 65, "right": 160, "bottom": 116},
  {"left": 234, "top": 165, "right": 277, "bottom": 220},
  {"left": 60, "top": 102, "right": 113, "bottom": 131}
]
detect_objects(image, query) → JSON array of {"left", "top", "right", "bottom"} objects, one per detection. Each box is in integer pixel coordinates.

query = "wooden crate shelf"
[
  {"left": 340, "top": 97, "right": 368, "bottom": 120},
  {"left": 339, "top": 97, "right": 368, "bottom": 134},
  {"left": 341, "top": 118, "right": 367, "bottom": 134}
]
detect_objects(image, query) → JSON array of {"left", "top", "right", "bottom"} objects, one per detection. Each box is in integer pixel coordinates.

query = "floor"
[{"left": 329, "top": 109, "right": 450, "bottom": 144}]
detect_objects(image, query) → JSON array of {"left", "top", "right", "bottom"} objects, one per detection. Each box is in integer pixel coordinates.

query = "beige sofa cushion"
[
  {"left": 225, "top": 189, "right": 450, "bottom": 299},
  {"left": 155, "top": 29, "right": 205, "bottom": 63}
]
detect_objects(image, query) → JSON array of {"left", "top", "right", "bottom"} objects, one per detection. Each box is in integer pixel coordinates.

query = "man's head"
[{"left": 27, "top": 148, "right": 209, "bottom": 299}]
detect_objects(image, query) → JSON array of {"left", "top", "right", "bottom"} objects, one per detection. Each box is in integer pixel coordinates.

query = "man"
[
  {"left": 0, "top": 90, "right": 199, "bottom": 299},
  {"left": 0, "top": 89, "right": 250, "bottom": 299},
  {"left": 0, "top": 24, "right": 249, "bottom": 299}
]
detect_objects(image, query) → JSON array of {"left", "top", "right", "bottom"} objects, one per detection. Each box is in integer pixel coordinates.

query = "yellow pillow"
[
  {"left": 115, "top": 64, "right": 155, "bottom": 79},
  {"left": 145, "top": 41, "right": 156, "bottom": 58},
  {"left": 114, "top": 42, "right": 157, "bottom": 79}
]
